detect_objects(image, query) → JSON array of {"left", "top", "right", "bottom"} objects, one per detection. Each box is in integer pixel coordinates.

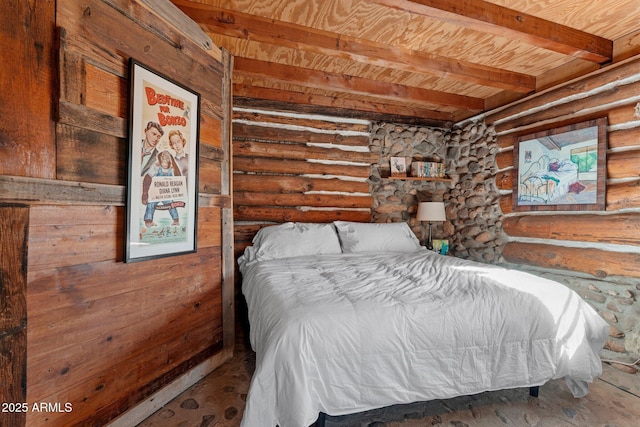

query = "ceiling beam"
[
  {"left": 233, "top": 83, "right": 456, "bottom": 123},
  {"left": 369, "top": 0, "right": 612, "bottom": 64},
  {"left": 174, "top": 0, "right": 535, "bottom": 93},
  {"left": 234, "top": 57, "right": 485, "bottom": 111}
]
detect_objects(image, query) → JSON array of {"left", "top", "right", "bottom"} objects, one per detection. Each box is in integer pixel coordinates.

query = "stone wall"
[
  {"left": 369, "top": 122, "right": 449, "bottom": 243},
  {"left": 369, "top": 121, "right": 504, "bottom": 263}
]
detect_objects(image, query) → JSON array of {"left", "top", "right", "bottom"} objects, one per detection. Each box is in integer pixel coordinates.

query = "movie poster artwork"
[{"left": 125, "top": 60, "right": 199, "bottom": 262}]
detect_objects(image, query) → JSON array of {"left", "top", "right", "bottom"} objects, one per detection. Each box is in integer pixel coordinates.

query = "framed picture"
[
  {"left": 512, "top": 118, "right": 607, "bottom": 212},
  {"left": 125, "top": 59, "right": 200, "bottom": 262},
  {"left": 432, "top": 239, "right": 449, "bottom": 255},
  {"left": 390, "top": 157, "right": 407, "bottom": 177}
]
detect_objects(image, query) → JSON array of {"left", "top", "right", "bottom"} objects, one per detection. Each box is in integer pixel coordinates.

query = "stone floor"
[{"left": 138, "top": 323, "right": 640, "bottom": 427}]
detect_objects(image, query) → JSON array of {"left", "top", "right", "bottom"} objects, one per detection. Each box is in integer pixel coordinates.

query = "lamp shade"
[{"left": 416, "top": 202, "right": 446, "bottom": 222}]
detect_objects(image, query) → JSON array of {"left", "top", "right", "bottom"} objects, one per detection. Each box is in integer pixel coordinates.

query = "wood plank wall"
[
  {"left": 488, "top": 55, "right": 640, "bottom": 279},
  {"left": 0, "top": 205, "right": 29, "bottom": 427},
  {"left": 232, "top": 108, "right": 376, "bottom": 257},
  {"left": 1, "top": 1, "right": 233, "bottom": 426}
]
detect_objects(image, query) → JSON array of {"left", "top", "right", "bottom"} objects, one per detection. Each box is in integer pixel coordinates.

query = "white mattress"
[{"left": 239, "top": 250, "right": 608, "bottom": 427}]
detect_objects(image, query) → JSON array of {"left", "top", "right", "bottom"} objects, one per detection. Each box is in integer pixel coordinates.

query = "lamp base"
[{"left": 426, "top": 222, "right": 433, "bottom": 250}]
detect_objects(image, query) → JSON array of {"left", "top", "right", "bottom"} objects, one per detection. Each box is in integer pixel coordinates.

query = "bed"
[
  {"left": 518, "top": 156, "right": 579, "bottom": 204},
  {"left": 238, "top": 221, "right": 608, "bottom": 427}
]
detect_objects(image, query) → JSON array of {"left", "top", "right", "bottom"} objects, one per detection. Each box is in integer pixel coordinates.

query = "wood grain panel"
[
  {"left": 201, "top": 114, "right": 223, "bottom": 148},
  {"left": 56, "top": 124, "right": 126, "bottom": 185},
  {"left": 85, "top": 62, "right": 127, "bottom": 117},
  {"left": 235, "top": 206, "right": 370, "bottom": 223},
  {"left": 487, "top": 56, "right": 640, "bottom": 125},
  {"left": 607, "top": 149, "right": 640, "bottom": 180},
  {"left": 503, "top": 241, "right": 640, "bottom": 279},
  {"left": 18, "top": 1, "right": 234, "bottom": 424},
  {"left": 234, "top": 174, "right": 369, "bottom": 194},
  {"left": 0, "top": 206, "right": 28, "bottom": 427},
  {"left": 495, "top": 83, "right": 638, "bottom": 134},
  {"left": 0, "top": 0, "right": 56, "bottom": 178},
  {"left": 234, "top": 140, "right": 378, "bottom": 163},
  {"left": 495, "top": 150, "right": 514, "bottom": 170},
  {"left": 499, "top": 194, "right": 513, "bottom": 215},
  {"left": 26, "top": 245, "right": 223, "bottom": 426},
  {"left": 57, "top": 0, "right": 224, "bottom": 106},
  {"left": 503, "top": 213, "right": 640, "bottom": 246},
  {"left": 495, "top": 170, "right": 512, "bottom": 191},
  {"left": 607, "top": 180, "right": 640, "bottom": 210},
  {"left": 234, "top": 156, "right": 371, "bottom": 177},
  {"left": 28, "top": 205, "right": 123, "bottom": 269},
  {"left": 234, "top": 122, "right": 370, "bottom": 146},
  {"left": 235, "top": 191, "right": 372, "bottom": 208},
  {"left": 28, "top": 204, "right": 222, "bottom": 268},
  {"left": 608, "top": 128, "right": 640, "bottom": 150},
  {"left": 199, "top": 159, "right": 222, "bottom": 194},
  {"left": 234, "top": 110, "right": 371, "bottom": 133},
  {"left": 233, "top": 109, "right": 373, "bottom": 251},
  {"left": 28, "top": 267, "right": 221, "bottom": 390}
]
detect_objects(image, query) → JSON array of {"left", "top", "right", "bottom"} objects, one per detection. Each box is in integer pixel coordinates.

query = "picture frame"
[
  {"left": 432, "top": 239, "right": 449, "bottom": 255},
  {"left": 390, "top": 157, "right": 407, "bottom": 177},
  {"left": 125, "top": 59, "right": 200, "bottom": 262},
  {"left": 512, "top": 118, "right": 607, "bottom": 212}
]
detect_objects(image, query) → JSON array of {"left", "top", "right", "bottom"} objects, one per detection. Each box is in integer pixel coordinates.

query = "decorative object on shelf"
[
  {"left": 411, "top": 161, "right": 446, "bottom": 178},
  {"left": 416, "top": 201, "right": 446, "bottom": 250},
  {"left": 432, "top": 239, "right": 449, "bottom": 255},
  {"left": 390, "top": 157, "right": 407, "bottom": 177},
  {"left": 513, "top": 117, "right": 607, "bottom": 212}
]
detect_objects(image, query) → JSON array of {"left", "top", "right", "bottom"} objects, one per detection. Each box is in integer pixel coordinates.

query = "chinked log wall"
[
  {"left": 232, "top": 108, "right": 376, "bottom": 257},
  {"left": 487, "top": 54, "right": 640, "bottom": 364},
  {"left": 1, "top": 1, "right": 234, "bottom": 425}
]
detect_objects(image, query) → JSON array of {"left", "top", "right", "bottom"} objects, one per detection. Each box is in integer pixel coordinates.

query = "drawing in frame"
[
  {"left": 125, "top": 59, "right": 200, "bottom": 262},
  {"left": 390, "top": 156, "right": 407, "bottom": 177},
  {"left": 512, "top": 117, "right": 607, "bottom": 212}
]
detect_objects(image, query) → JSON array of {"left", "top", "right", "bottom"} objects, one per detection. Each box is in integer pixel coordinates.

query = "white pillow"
[
  {"left": 333, "top": 221, "right": 422, "bottom": 253},
  {"left": 250, "top": 222, "right": 342, "bottom": 261}
]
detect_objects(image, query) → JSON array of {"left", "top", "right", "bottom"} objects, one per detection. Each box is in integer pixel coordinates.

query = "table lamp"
[{"left": 416, "top": 202, "right": 446, "bottom": 250}]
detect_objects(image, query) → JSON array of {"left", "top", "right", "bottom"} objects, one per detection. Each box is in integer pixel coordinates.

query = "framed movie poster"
[{"left": 125, "top": 59, "right": 200, "bottom": 262}]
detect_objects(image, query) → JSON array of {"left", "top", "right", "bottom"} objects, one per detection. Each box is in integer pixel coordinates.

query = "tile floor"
[{"left": 138, "top": 321, "right": 640, "bottom": 427}]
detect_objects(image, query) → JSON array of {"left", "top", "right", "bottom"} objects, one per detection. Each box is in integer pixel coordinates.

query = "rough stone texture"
[
  {"left": 370, "top": 121, "right": 503, "bottom": 263},
  {"left": 369, "top": 122, "right": 450, "bottom": 243}
]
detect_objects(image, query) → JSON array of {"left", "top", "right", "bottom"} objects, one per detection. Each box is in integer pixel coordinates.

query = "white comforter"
[{"left": 239, "top": 250, "right": 608, "bottom": 427}]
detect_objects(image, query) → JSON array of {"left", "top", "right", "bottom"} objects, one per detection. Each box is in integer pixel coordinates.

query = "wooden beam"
[
  {"left": 370, "top": 0, "right": 612, "bottom": 64},
  {"left": 0, "top": 205, "right": 28, "bottom": 427},
  {"left": 234, "top": 174, "right": 370, "bottom": 195},
  {"left": 234, "top": 206, "right": 370, "bottom": 223},
  {"left": 174, "top": 0, "right": 535, "bottom": 93},
  {"left": 138, "top": 0, "right": 216, "bottom": 53},
  {"left": 233, "top": 121, "right": 371, "bottom": 147},
  {"left": 503, "top": 213, "right": 640, "bottom": 247},
  {"left": 233, "top": 140, "right": 379, "bottom": 164},
  {"left": 233, "top": 85, "right": 455, "bottom": 124},
  {"left": 0, "top": 175, "right": 230, "bottom": 208},
  {"left": 503, "top": 241, "right": 640, "bottom": 279},
  {"left": 234, "top": 57, "right": 484, "bottom": 110}
]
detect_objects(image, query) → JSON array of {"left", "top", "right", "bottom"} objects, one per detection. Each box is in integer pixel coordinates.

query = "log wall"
[
  {"left": 232, "top": 108, "right": 375, "bottom": 257},
  {"left": 1, "top": 1, "right": 234, "bottom": 426},
  {"left": 486, "top": 54, "right": 640, "bottom": 363}
]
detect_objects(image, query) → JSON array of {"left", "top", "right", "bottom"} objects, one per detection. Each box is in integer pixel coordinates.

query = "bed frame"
[{"left": 315, "top": 386, "right": 540, "bottom": 426}]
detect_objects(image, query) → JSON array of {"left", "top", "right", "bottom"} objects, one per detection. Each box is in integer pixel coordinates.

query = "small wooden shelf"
[{"left": 385, "top": 176, "right": 452, "bottom": 182}]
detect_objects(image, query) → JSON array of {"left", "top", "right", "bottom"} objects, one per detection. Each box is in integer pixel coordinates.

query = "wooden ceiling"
[{"left": 173, "top": 0, "right": 640, "bottom": 126}]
